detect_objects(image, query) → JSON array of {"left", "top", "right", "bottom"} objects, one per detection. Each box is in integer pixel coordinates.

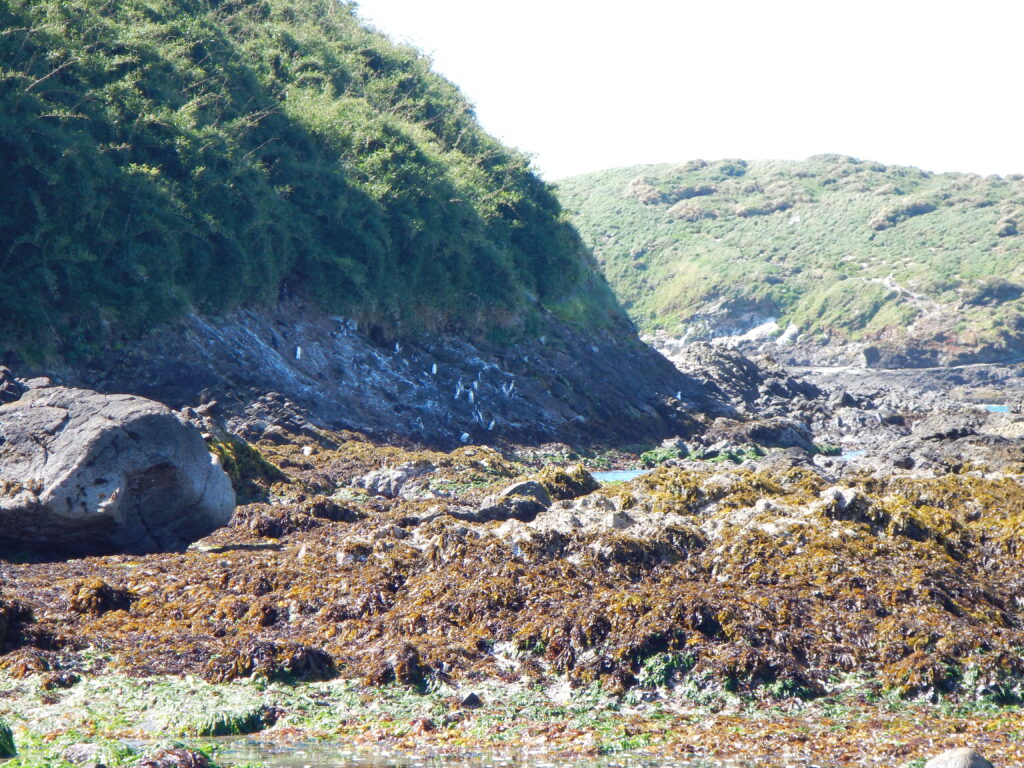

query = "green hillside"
[
  {"left": 557, "top": 156, "right": 1024, "bottom": 356},
  {"left": 0, "top": 0, "right": 618, "bottom": 359}
]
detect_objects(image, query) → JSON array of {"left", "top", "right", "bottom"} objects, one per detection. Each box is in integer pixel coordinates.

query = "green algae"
[{"left": 0, "top": 719, "right": 15, "bottom": 758}]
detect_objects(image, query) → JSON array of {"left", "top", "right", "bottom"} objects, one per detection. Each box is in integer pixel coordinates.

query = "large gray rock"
[
  {"left": 924, "top": 748, "right": 993, "bottom": 768},
  {"left": 0, "top": 387, "right": 234, "bottom": 555}
]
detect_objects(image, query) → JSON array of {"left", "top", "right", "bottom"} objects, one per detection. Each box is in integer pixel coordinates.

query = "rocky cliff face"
[{"left": 35, "top": 301, "right": 727, "bottom": 449}]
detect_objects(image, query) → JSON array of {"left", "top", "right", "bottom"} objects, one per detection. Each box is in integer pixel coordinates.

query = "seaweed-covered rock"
[
  {"left": 67, "top": 579, "right": 134, "bottom": 616},
  {"left": 0, "top": 596, "right": 31, "bottom": 647},
  {"left": 202, "top": 641, "right": 336, "bottom": 683},
  {"left": 537, "top": 465, "right": 600, "bottom": 500},
  {"left": 0, "top": 387, "right": 235, "bottom": 555}
]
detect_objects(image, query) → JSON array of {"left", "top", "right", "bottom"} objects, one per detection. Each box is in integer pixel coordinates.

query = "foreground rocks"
[
  {"left": 1, "top": 424, "right": 1024, "bottom": 765},
  {"left": 925, "top": 748, "right": 994, "bottom": 768},
  {"left": 0, "top": 387, "right": 234, "bottom": 555}
]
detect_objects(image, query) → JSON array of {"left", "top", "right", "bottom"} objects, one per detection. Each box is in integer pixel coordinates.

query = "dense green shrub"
[
  {"left": 0, "top": 0, "right": 619, "bottom": 359},
  {"left": 558, "top": 155, "right": 1024, "bottom": 345}
]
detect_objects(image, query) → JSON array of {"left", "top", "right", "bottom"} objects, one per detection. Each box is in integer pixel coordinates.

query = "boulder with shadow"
[{"left": 0, "top": 387, "right": 234, "bottom": 555}]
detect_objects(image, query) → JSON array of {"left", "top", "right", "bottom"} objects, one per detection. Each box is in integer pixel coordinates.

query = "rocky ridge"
[{"left": 24, "top": 301, "right": 724, "bottom": 450}]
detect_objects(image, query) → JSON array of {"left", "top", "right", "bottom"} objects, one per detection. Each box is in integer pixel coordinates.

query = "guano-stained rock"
[{"left": 0, "top": 387, "right": 234, "bottom": 555}]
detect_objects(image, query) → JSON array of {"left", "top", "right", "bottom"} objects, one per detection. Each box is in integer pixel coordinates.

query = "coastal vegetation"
[
  {"left": 557, "top": 156, "right": 1024, "bottom": 351},
  {"left": 0, "top": 0, "right": 619, "bottom": 359}
]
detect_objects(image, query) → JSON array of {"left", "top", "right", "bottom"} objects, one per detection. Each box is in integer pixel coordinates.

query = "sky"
[{"left": 352, "top": 0, "right": 1023, "bottom": 180}]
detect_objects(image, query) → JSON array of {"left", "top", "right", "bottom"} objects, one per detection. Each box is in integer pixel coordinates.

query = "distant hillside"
[
  {"left": 0, "top": 0, "right": 619, "bottom": 360},
  {"left": 558, "top": 156, "right": 1024, "bottom": 365}
]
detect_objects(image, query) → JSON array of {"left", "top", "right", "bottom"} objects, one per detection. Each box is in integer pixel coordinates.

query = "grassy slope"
[
  {"left": 0, "top": 0, "right": 621, "bottom": 359},
  {"left": 557, "top": 155, "right": 1024, "bottom": 352}
]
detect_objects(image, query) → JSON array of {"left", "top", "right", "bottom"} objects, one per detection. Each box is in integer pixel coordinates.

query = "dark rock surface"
[
  {"left": 33, "top": 301, "right": 725, "bottom": 448},
  {"left": 0, "top": 387, "right": 234, "bottom": 556}
]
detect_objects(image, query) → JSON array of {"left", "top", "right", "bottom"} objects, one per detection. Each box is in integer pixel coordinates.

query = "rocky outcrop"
[
  {"left": 0, "top": 387, "right": 234, "bottom": 556},
  {"left": 37, "top": 301, "right": 720, "bottom": 449}
]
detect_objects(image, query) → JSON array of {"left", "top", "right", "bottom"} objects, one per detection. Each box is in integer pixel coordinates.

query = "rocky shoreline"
[{"left": 3, "top": 334, "right": 1024, "bottom": 767}]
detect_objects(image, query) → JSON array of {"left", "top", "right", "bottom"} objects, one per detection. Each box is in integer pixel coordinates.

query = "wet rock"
[
  {"left": 924, "top": 748, "right": 994, "bottom": 768},
  {"left": 607, "top": 511, "right": 636, "bottom": 530},
  {"left": 820, "top": 486, "right": 861, "bottom": 517},
  {"left": 750, "top": 447, "right": 816, "bottom": 473},
  {"left": 877, "top": 406, "right": 905, "bottom": 426},
  {"left": 0, "top": 387, "right": 235, "bottom": 555}
]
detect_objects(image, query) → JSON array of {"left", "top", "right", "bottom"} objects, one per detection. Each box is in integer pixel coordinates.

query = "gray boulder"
[
  {"left": 924, "top": 748, "right": 993, "bottom": 768},
  {"left": 0, "top": 387, "right": 234, "bottom": 555},
  {"left": 355, "top": 460, "right": 434, "bottom": 498}
]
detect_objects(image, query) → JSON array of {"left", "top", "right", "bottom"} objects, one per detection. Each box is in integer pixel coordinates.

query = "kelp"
[{"left": 2, "top": 432, "right": 1024, "bottom": 703}]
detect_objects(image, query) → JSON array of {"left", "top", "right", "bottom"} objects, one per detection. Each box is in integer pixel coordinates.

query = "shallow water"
[
  {"left": 592, "top": 469, "right": 649, "bottom": 483},
  {"left": 981, "top": 403, "right": 1010, "bottom": 413},
  {"left": 215, "top": 741, "right": 746, "bottom": 768}
]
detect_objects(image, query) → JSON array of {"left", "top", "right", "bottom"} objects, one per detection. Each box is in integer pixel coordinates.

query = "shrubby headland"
[{"left": 558, "top": 156, "right": 1024, "bottom": 366}]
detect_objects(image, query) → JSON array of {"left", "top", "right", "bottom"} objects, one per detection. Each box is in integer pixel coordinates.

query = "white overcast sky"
[{"left": 352, "top": 1, "right": 1024, "bottom": 180}]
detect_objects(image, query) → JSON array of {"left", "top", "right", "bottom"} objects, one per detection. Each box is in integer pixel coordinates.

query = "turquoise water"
[
  {"left": 982, "top": 403, "right": 1010, "bottom": 413},
  {"left": 592, "top": 469, "right": 649, "bottom": 483}
]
